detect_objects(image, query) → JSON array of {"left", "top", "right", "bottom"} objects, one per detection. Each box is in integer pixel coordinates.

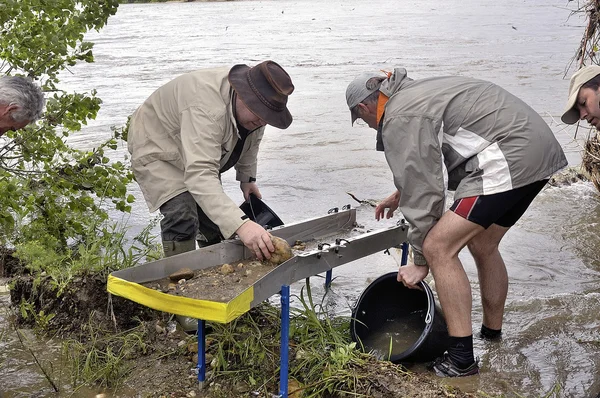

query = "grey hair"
[{"left": 0, "top": 76, "right": 45, "bottom": 123}]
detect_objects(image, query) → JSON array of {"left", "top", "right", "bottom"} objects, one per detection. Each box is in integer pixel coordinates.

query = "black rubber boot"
[{"left": 162, "top": 239, "right": 196, "bottom": 258}]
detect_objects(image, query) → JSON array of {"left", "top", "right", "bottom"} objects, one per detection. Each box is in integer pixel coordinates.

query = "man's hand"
[
  {"left": 375, "top": 190, "right": 401, "bottom": 220},
  {"left": 240, "top": 182, "right": 261, "bottom": 201},
  {"left": 236, "top": 221, "right": 274, "bottom": 260},
  {"left": 397, "top": 263, "right": 429, "bottom": 289}
]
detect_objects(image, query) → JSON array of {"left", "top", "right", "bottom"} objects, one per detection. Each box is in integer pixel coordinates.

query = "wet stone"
[{"left": 169, "top": 267, "right": 195, "bottom": 282}]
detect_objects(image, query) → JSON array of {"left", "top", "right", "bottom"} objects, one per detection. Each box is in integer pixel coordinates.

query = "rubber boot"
[
  {"left": 162, "top": 239, "right": 196, "bottom": 258},
  {"left": 162, "top": 239, "right": 198, "bottom": 333}
]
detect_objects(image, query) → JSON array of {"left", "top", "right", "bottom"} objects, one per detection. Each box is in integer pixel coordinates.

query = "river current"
[{"left": 2, "top": 1, "right": 600, "bottom": 397}]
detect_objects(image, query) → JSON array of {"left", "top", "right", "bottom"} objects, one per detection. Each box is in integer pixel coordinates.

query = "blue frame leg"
[
  {"left": 279, "top": 285, "right": 290, "bottom": 398},
  {"left": 400, "top": 242, "right": 409, "bottom": 266},
  {"left": 325, "top": 269, "right": 333, "bottom": 289},
  {"left": 197, "top": 319, "right": 206, "bottom": 389}
]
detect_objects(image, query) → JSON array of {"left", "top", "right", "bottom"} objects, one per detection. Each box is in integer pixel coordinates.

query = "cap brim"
[
  {"left": 229, "top": 64, "right": 293, "bottom": 130},
  {"left": 561, "top": 90, "right": 580, "bottom": 125},
  {"left": 350, "top": 107, "right": 359, "bottom": 125}
]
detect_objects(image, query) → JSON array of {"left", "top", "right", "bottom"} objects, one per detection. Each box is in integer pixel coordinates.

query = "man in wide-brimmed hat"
[
  {"left": 346, "top": 68, "right": 567, "bottom": 377},
  {"left": 128, "top": 60, "right": 294, "bottom": 262}
]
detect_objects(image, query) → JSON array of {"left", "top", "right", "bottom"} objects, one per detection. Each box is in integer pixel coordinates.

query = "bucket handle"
[
  {"left": 394, "top": 242, "right": 433, "bottom": 324},
  {"left": 425, "top": 295, "right": 432, "bottom": 324}
]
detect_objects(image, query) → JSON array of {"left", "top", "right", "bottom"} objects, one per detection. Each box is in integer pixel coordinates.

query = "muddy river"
[{"left": 2, "top": 0, "right": 599, "bottom": 397}]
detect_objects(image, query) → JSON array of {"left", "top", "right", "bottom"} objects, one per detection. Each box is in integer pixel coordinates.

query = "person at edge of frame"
[{"left": 0, "top": 75, "right": 45, "bottom": 137}]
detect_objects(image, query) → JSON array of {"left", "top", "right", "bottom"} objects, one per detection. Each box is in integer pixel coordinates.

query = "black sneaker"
[
  {"left": 428, "top": 354, "right": 479, "bottom": 377},
  {"left": 477, "top": 330, "right": 502, "bottom": 341}
]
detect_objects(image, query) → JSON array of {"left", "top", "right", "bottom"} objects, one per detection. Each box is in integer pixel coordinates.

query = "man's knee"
[
  {"left": 467, "top": 226, "right": 505, "bottom": 260},
  {"left": 467, "top": 239, "right": 496, "bottom": 260},
  {"left": 422, "top": 235, "right": 450, "bottom": 265},
  {"left": 160, "top": 192, "right": 199, "bottom": 241}
]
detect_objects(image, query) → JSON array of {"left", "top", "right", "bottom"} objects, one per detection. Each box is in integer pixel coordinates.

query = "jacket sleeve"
[
  {"left": 235, "top": 127, "right": 264, "bottom": 183},
  {"left": 180, "top": 106, "right": 248, "bottom": 239},
  {"left": 382, "top": 115, "right": 447, "bottom": 261}
]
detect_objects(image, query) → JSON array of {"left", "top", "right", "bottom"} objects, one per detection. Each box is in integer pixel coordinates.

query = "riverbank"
[{"left": 1, "top": 264, "right": 481, "bottom": 398}]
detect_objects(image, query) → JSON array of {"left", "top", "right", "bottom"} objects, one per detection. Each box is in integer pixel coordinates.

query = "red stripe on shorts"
[{"left": 454, "top": 196, "right": 478, "bottom": 219}]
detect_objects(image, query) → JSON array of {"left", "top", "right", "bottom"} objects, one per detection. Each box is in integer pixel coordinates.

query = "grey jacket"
[
  {"left": 128, "top": 67, "right": 263, "bottom": 239},
  {"left": 378, "top": 68, "right": 567, "bottom": 259}
]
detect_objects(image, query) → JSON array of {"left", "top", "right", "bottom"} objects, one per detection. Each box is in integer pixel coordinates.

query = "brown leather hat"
[{"left": 228, "top": 60, "right": 294, "bottom": 129}]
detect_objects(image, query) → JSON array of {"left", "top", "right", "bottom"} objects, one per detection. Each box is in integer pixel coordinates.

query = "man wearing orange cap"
[
  {"left": 128, "top": 61, "right": 294, "bottom": 261},
  {"left": 346, "top": 68, "right": 567, "bottom": 377}
]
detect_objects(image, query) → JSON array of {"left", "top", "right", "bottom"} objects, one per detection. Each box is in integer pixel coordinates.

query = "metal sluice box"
[{"left": 107, "top": 207, "right": 409, "bottom": 324}]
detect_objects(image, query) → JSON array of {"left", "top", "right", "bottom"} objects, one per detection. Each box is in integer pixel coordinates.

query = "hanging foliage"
[{"left": 0, "top": 1, "right": 135, "bottom": 251}]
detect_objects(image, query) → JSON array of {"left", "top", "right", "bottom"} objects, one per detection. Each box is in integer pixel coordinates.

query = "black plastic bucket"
[
  {"left": 350, "top": 272, "right": 449, "bottom": 363},
  {"left": 239, "top": 193, "right": 284, "bottom": 229}
]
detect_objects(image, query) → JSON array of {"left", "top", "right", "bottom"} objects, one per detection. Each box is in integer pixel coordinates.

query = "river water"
[{"left": 2, "top": 0, "right": 600, "bottom": 397}]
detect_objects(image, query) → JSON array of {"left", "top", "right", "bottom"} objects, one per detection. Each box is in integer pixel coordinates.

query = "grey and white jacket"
[{"left": 377, "top": 68, "right": 567, "bottom": 262}]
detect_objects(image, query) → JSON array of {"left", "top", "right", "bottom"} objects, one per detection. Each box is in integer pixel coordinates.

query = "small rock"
[
  {"left": 169, "top": 267, "right": 195, "bottom": 282},
  {"left": 155, "top": 323, "right": 166, "bottom": 335},
  {"left": 168, "top": 283, "right": 177, "bottom": 291},
  {"left": 295, "top": 349, "right": 306, "bottom": 360},
  {"left": 191, "top": 353, "right": 213, "bottom": 365},
  {"left": 187, "top": 341, "right": 198, "bottom": 353},
  {"left": 292, "top": 240, "right": 306, "bottom": 250},
  {"left": 186, "top": 391, "right": 196, "bottom": 397},
  {"left": 245, "top": 269, "right": 252, "bottom": 277},
  {"left": 166, "top": 321, "right": 177, "bottom": 334},
  {"left": 237, "top": 262, "right": 244, "bottom": 268},
  {"left": 178, "top": 340, "right": 187, "bottom": 348},
  {"left": 177, "top": 279, "right": 186, "bottom": 285},
  {"left": 220, "top": 263, "right": 235, "bottom": 274}
]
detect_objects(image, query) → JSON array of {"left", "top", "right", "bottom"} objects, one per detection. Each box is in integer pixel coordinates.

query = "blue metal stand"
[
  {"left": 197, "top": 319, "right": 206, "bottom": 389},
  {"left": 279, "top": 285, "right": 290, "bottom": 398},
  {"left": 400, "top": 242, "right": 409, "bottom": 266},
  {"left": 324, "top": 270, "right": 333, "bottom": 289}
]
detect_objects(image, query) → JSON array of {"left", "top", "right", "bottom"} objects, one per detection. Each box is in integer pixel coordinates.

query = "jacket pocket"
[{"left": 133, "top": 152, "right": 183, "bottom": 170}]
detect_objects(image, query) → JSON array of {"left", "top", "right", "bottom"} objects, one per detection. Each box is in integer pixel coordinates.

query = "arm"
[
  {"left": 180, "top": 107, "right": 250, "bottom": 238},
  {"left": 180, "top": 108, "right": 274, "bottom": 259},
  {"left": 382, "top": 115, "right": 447, "bottom": 265}
]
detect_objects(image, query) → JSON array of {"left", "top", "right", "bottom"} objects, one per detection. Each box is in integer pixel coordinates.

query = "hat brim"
[
  {"left": 561, "top": 90, "right": 581, "bottom": 125},
  {"left": 350, "top": 106, "right": 359, "bottom": 125},
  {"left": 228, "top": 64, "right": 293, "bottom": 130}
]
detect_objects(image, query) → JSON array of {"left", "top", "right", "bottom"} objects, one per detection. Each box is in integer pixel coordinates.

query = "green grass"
[
  {"left": 62, "top": 315, "right": 150, "bottom": 389},
  {"left": 203, "top": 280, "right": 396, "bottom": 397}
]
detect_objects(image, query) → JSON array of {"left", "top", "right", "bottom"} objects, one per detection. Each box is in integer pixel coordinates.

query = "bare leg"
[
  {"left": 423, "top": 211, "right": 484, "bottom": 337},
  {"left": 467, "top": 224, "right": 510, "bottom": 330}
]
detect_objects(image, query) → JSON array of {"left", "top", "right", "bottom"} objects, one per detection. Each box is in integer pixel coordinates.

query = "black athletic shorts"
[{"left": 449, "top": 179, "right": 548, "bottom": 228}]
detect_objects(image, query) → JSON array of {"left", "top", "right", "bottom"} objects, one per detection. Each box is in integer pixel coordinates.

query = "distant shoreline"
[{"left": 119, "top": 0, "right": 242, "bottom": 3}]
